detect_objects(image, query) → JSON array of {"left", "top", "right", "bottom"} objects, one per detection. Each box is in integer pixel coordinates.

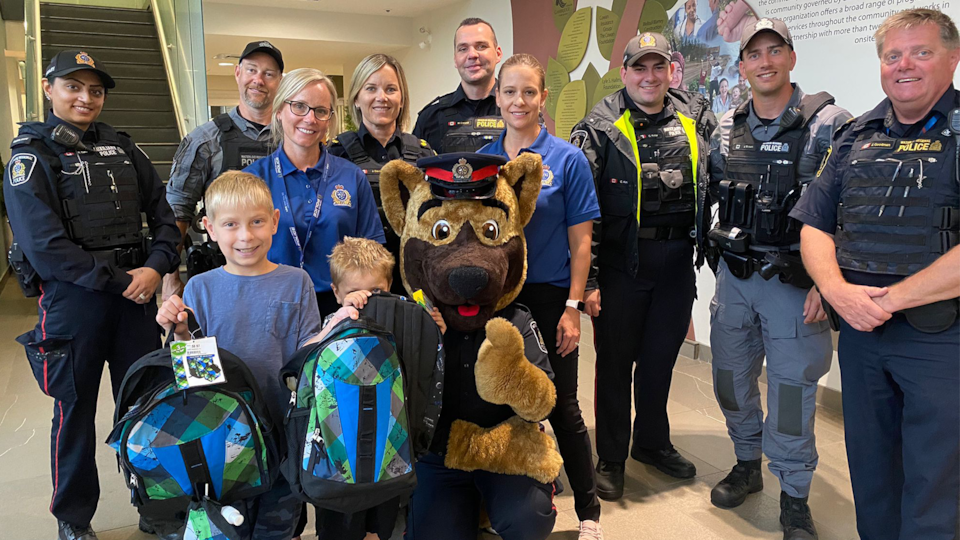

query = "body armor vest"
[
  {"left": 836, "top": 128, "right": 959, "bottom": 277},
  {"left": 719, "top": 93, "right": 834, "bottom": 249},
  {"left": 212, "top": 113, "right": 271, "bottom": 178},
  {"left": 634, "top": 114, "right": 696, "bottom": 223},
  {"left": 52, "top": 125, "right": 143, "bottom": 250},
  {"left": 441, "top": 115, "right": 504, "bottom": 153}
]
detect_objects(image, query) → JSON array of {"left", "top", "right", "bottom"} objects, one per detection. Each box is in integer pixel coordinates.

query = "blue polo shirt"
[
  {"left": 480, "top": 128, "right": 600, "bottom": 287},
  {"left": 243, "top": 145, "right": 385, "bottom": 292}
]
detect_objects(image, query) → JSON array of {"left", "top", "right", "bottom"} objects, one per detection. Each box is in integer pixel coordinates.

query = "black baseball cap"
[
  {"left": 740, "top": 18, "right": 794, "bottom": 58},
  {"left": 240, "top": 41, "right": 284, "bottom": 72},
  {"left": 44, "top": 50, "right": 115, "bottom": 89}
]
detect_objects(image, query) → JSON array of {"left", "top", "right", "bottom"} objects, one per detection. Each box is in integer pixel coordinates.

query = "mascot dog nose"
[{"left": 448, "top": 267, "right": 489, "bottom": 300}]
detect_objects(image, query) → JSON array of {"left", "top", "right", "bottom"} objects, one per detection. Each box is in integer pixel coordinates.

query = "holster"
[
  {"left": 821, "top": 295, "right": 841, "bottom": 332},
  {"left": 903, "top": 299, "right": 960, "bottom": 334},
  {"left": 7, "top": 242, "right": 41, "bottom": 297}
]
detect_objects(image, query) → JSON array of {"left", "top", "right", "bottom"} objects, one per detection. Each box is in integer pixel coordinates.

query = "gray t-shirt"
[{"left": 183, "top": 264, "right": 321, "bottom": 422}]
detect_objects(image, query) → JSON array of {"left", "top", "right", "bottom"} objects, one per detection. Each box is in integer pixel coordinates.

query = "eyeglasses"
[{"left": 285, "top": 100, "right": 333, "bottom": 121}]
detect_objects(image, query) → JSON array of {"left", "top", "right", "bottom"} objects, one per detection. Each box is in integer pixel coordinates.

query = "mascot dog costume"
[{"left": 380, "top": 152, "right": 562, "bottom": 540}]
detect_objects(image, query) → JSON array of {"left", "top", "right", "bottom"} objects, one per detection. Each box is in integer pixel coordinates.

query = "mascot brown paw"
[
  {"left": 445, "top": 416, "right": 563, "bottom": 484},
  {"left": 477, "top": 317, "right": 556, "bottom": 421}
]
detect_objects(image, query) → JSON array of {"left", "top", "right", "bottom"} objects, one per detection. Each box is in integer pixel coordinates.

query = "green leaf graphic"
[
  {"left": 545, "top": 57, "right": 570, "bottom": 118},
  {"left": 596, "top": 7, "right": 620, "bottom": 61},
  {"left": 554, "top": 80, "right": 587, "bottom": 141},
  {"left": 557, "top": 7, "right": 592, "bottom": 72},
  {"left": 592, "top": 67, "right": 624, "bottom": 109},
  {"left": 611, "top": 0, "right": 627, "bottom": 17},
  {"left": 582, "top": 63, "right": 600, "bottom": 112},
  {"left": 638, "top": 1, "right": 668, "bottom": 34},
  {"left": 653, "top": 0, "right": 680, "bottom": 11},
  {"left": 553, "top": 0, "right": 577, "bottom": 33}
]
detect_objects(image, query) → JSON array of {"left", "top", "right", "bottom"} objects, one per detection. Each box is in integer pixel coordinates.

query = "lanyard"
[{"left": 275, "top": 151, "right": 329, "bottom": 269}]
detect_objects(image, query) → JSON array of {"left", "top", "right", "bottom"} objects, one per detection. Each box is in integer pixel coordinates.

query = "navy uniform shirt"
[
  {"left": 790, "top": 85, "right": 959, "bottom": 286},
  {"left": 242, "top": 146, "right": 385, "bottom": 293},
  {"left": 412, "top": 83, "right": 499, "bottom": 154},
  {"left": 480, "top": 127, "right": 601, "bottom": 287},
  {"left": 431, "top": 304, "right": 553, "bottom": 455},
  {"left": 3, "top": 114, "right": 180, "bottom": 294}
]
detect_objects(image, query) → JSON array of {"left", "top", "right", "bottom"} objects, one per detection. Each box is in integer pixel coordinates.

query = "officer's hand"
[
  {"left": 124, "top": 267, "right": 162, "bottom": 304},
  {"left": 556, "top": 307, "right": 581, "bottom": 357},
  {"left": 162, "top": 271, "right": 185, "bottom": 302},
  {"left": 342, "top": 290, "right": 373, "bottom": 310},
  {"left": 823, "top": 282, "right": 891, "bottom": 332},
  {"left": 802, "top": 287, "right": 828, "bottom": 324},
  {"left": 584, "top": 289, "right": 601, "bottom": 318},
  {"left": 157, "top": 294, "right": 190, "bottom": 339}
]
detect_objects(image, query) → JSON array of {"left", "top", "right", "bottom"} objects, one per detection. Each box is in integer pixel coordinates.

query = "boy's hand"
[
  {"left": 330, "top": 305, "right": 360, "bottom": 324},
  {"left": 430, "top": 307, "right": 447, "bottom": 334},
  {"left": 343, "top": 290, "right": 373, "bottom": 309},
  {"left": 156, "top": 294, "right": 192, "bottom": 340}
]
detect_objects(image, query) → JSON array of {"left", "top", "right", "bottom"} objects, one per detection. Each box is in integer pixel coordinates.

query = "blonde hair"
[
  {"left": 497, "top": 53, "right": 545, "bottom": 92},
  {"left": 347, "top": 54, "right": 411, "bottom": 133},
  {"left": 204, "top": 171, "right": 274, "bottom": 219},
  {"left": 270, "top": 67, "right": 339, "bottom": 147},
  {"left": 328, "top": 236, "right": 394, "bottom": 287},
  {"left": 875, "top": 8, "right": 959, "bottom": 57}
]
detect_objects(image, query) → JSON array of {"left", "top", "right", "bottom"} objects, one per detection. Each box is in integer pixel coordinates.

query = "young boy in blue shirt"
[{"left": 157, "top": 170, "right": 322, "bottom": 540}]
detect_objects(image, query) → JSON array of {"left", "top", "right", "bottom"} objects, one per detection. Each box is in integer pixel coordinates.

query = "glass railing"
[
  {"left": 24, "top": 0, "right": 43, "bottom": 123},
  {"left": 152, "top": 0, "right": 207, "bottom": 137}
]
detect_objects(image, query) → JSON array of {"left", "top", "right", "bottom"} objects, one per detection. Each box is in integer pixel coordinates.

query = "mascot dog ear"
[
  {"left": 379, "top": 160, "right": 427, "bottom": 235},
  {"left": 498, "top": 152, "right": 543, "bottom": 228}
]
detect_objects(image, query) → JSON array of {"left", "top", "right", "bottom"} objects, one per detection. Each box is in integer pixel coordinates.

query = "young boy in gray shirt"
[{"left": 158, "top": 171, "right": 321, "bottom": 540}]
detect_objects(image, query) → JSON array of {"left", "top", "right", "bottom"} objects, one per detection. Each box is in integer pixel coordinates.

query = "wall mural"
[{"left": 512, "top": 0, "right": 758, "bottom": 140}]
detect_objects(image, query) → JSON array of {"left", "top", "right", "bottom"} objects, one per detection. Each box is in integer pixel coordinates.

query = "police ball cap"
[
  {"left": 740, "top": 18, "right": 794, "bottom": 56},
  {"left": 623, "top": 32, "right": 672, "bottom": 67},
  {"left": 240, "top": 40, "right": 284, "bottom": 72},
  {"left": 44, "top": 50, "right": 116, "bottom": 89}
]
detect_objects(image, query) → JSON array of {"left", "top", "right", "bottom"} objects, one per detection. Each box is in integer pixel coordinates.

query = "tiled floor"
[{"left": 0, "top": 278, "right": 859, "bottom": 539}]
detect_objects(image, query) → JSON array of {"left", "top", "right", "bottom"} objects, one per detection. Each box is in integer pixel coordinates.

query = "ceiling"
[{"left": 204, "top": 0, "right": 453, "bottom": 17}]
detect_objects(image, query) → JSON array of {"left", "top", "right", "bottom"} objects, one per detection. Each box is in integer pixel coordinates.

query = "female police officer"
[
  {"left": 3, "top": 50, "right": 180, "bottom": 540},
  {"left": 243, "top": 68, "right": 384, "bottom": 317},
  {"left": 328, "top": 54, "right": 434, "bottom": 295}
]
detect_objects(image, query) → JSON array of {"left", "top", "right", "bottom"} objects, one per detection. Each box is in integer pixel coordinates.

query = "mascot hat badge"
[{"left": 379, "top": 152, "right": 563, "bottom": 483}]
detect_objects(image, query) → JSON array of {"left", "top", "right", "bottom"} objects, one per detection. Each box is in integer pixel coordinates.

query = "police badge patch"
[
  {"left": 542, "top": 165, "right": 554, "bottom": 187},
  {"left": 331, "top": 184, "right": 352, "bottom": 207},
  {"left": 75, "top": 51, "right": 95, "bottom": 67},
  {"left": 569, "top": 129, "right": 587, "bottom": 149},
  {"left": 8, "top": 154, "right": 37, "bottom": 186}
]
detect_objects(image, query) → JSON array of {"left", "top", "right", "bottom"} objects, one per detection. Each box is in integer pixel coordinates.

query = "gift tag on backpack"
[{"left": 170, "top": 337, "right": 227, "bottom": 389}]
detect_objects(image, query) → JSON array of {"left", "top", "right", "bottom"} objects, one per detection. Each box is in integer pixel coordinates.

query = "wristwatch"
[{"left": 565, "top": 299, "right": 585, "bottom": 312}]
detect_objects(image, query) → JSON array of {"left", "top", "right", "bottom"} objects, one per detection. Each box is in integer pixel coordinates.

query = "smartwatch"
[{"left": 565, "top": 299, "right": 585, "bottom": 312}]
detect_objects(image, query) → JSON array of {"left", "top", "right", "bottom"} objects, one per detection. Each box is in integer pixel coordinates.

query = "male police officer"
[
  {"left": 791, "top": 9, "right": 959, "bottom": 540},
  {"left": 412, "top": 17, "right": 503, "bottom": 153},
  {"left": 571, "top": 33, "right": 716, "bottom": 500},
  {"left": 163, "top": 40, "right": 283, "bottom": 298},
  {"left": 4, "top": 51, "right": 180, "bottom": 540},
  {"left": 707, "top": 18, "right": 851, "bottom": 540}
]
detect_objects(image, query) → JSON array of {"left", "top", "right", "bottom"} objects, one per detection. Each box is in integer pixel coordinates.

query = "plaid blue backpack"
[
  {"left": 107, "top": 314, "right": 278, "bottom": 532},
  {"left": 280, "top": 293, "right": 444, "bottom": 514}
]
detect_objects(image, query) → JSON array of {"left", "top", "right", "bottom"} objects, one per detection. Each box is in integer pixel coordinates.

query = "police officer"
[
  {"left": 163, "top": 40, "right": 283, "bottom": 297},
  {"left": 571, "top": 33, "right": 716, "bottom": 499},
  {"left": 412, "top": 17, "right": 503, "bottom": 153},
  {"left": 791, "top": 9, "right": 960, "bottom": 540},
  {"left": 707, "top": 18, "right": 851, "bottom": 540},
  {"left": 3, "top": 50, "right": 180, "bottom": 540},
  {"left": 329, "top": 53, "right": 434, "bottom": 295}
]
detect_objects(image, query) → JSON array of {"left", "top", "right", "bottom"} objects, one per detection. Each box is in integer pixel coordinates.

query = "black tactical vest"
[
  {"left": 47, "top": 125, "right": 143, "bottom": 250},
  {"left": 836, "top": 127, "right": 959, "bottom": 277},
  {"left": 720, "top": 93, "right": 834, "bottom": 248},
  {"left": 212, "top": 113, "right": 271, "bottom": 178},
  {"left": 441, "top": 115, "right": 505, "bottom": 153},
  {"left": 634, "top": 114, "right": 696, "bottom": 223}
]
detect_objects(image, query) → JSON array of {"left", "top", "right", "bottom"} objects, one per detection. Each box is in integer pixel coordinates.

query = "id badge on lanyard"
[{"left": 276, "top": 154, "right": 329, "bottom": 268}]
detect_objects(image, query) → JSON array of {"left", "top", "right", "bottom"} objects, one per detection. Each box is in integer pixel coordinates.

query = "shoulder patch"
[
  {"left": 331, "top": 138, "right": 339, "bottom": 144},
  {"left": 8, "top": 153, "right": 37, "bottom": 186},
  {"left": 530, "top": 320, "right": 548, "bottom": 354},
  {"left": 569, "top": 129, "right": 588, "bottom": 149}
]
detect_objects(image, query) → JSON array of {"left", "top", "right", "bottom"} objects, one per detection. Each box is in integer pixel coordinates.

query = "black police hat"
[
  {"left": 44, "top": 50, "right": 115, "bottom": 89},
  {"left": 240, "top": 40, "right": 284, "bottom": 72},
  {"left": 418, "top": 153, "right": 508, "bottom": 200}
]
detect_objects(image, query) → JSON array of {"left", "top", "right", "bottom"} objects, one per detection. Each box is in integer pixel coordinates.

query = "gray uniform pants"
[{"left": 709, "top": 258, "right": 832, "bottom": 497}]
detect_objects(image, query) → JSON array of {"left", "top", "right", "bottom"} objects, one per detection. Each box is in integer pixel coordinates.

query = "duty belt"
[
  {"left": 720, "top": 249, "right": 813, "bottom": 289},
  {"left": 637, "top": 226, "right": 693, "bottom": 241},
  {"left": 90, "top": 244, "right": 146, "bottom": 269}
]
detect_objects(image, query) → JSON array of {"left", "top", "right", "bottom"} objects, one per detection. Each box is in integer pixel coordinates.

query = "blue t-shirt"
[
  {"left": 183, "top": 264, "right": 322, "bottom": 423},
  {"left": 480, "top": 128, "right": 600, "bottom": 287},
  {"left": 243, "top": 146, "right": 386, "bottom": 293}
]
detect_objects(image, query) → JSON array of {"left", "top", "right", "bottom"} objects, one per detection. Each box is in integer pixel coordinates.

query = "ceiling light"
[{"left": 218, "top": 62, "right": 233, "bottom": 66}]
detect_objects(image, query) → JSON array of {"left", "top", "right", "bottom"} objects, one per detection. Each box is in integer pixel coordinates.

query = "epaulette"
[
  {"left": 10, "top": 134, "right": 38, "bottom": 149},
  {"left": 420, "top": 139, "right": 428, "bottom": 148}
]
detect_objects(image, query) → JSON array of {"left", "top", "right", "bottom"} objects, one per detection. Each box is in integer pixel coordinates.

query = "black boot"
[
  {"left": 711, "top": 459, "right": 763, "bottom": 508},
  {"left": 630, "top": 445, "right": 697, "bottom": 479},
  {"left": 780, "top": 491, "right": 818, "bottom": 540},
  {"left": 595, "top": 459, "right": 625, "bottom": 501},
  {"left": 58, "top": 521, "right": 98, "bottom": 540}
]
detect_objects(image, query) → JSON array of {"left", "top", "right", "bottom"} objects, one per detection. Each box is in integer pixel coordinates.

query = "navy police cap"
[
  {"left": 44, "top": 50, "right": 115, "bottom": 89},
  {"left": 418, "top": 152, "right": 507, "bottom": 200}
]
